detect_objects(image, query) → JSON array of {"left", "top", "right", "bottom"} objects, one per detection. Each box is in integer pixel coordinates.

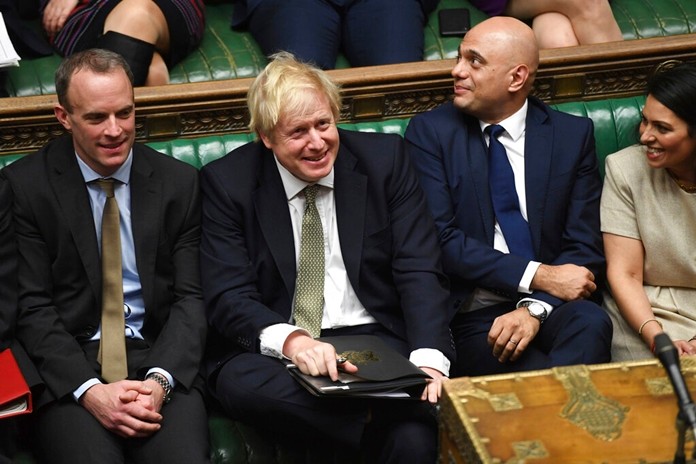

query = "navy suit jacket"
[
  {"left": 404, "top": 98, "right": 605, "bottom": 310},
  {"left": 200, "top": 129, "right": 454, "bottom": 376},
  {"left": 1, "top": 136, "right": 207, "bottom": 404}
]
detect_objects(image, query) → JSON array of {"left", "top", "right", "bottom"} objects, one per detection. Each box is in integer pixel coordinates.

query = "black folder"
[{"left": 286, "top": 335, "right": 430, "bottom": 399}]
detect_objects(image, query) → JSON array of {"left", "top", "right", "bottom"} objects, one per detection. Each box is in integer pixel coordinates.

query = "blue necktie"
[{"left": 486, "top": 124, "right": 535, "bottom": 260}]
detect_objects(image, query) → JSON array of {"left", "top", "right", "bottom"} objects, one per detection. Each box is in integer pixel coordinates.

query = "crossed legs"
[
  {"left": 102, "top": 0, "right": 170, "bottom": 85},
  {"left": 505, "top": 0, "right": 624, "bottom": 48}
]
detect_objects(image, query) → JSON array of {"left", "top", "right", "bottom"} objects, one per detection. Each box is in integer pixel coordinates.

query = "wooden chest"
[{"left": 439, "top": 358, "right": 696, "bottom": 463}]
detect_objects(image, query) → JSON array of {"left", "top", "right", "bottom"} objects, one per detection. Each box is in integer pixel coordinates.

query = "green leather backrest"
[
  {"left": 146, "top": 97, "right": 644, "bottom": 177},
  {"left": 0, "top": 96, "right": 645, "bottom": 173},
  {"left": 551, "top": 96, "right": 644, "bottom": 176}
]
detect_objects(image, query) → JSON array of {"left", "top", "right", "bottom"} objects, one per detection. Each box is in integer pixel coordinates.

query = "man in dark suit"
[
  {"left": 405, "top": 17, "right": 612, "bottom": 377},
  {"left": 201, "top": 52, "right": 453, "bottom": 463},
  {"left": 0, "top": 177, "right": 18, "bottom": 464},
  {"left": 229, "top": 0, "right": 439, "bottom": 69},
  {"left": 0, "top": 49, "right": 209, "bottom": 463}
]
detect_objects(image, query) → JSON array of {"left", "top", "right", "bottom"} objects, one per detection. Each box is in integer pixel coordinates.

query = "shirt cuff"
[
  {"left": 259, "top": 323, "right": 311, "bottom": 359},
  {"left": 73, "top": 378, "right": 102, "bottom": 402},
  {"left": 518, "top": 261, "right": 542, "bottom": 293},
  {"left": 409, "top": 348, "right": 450, "bottom": 377},
  {"left": 146, "top": 367, "right": 175, "bottom": 388}
]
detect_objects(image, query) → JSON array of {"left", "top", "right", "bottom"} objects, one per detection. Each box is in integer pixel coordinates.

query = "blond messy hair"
[{"left": 247, "top": 51, "right": 342, "bottom": 138}]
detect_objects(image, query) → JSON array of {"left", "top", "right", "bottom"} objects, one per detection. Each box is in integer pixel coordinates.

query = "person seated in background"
[
  {"left": 228, "top": 0, "right": 439, "bottom": 69},
  {"left": 39, "top": 0, "right": 205, "bottom": 85},
  {"left": 405, "top": 16, "right": 612, "bottom": 377},
  {"left": 602, "top": 63, "right": 696, "bottom": 361},
  {"left": 0, "top": 177, "right": 19, "bottom": 464},
  {"left": 1, "top": 49, "right": 209, "bottom": 464},
  {"left": 201, "top": 51, "right": 454, "bottom": 463},
  {"left": 470, "top": 0, "right": 623, "bottom": 48},
  {"left": 0, "top": 178, "right": 42, "bottom": 463}
]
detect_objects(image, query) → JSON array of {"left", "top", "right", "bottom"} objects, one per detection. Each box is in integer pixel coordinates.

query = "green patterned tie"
[
  {"left": 95, "top": 178, "right": 128, "bottom": 382},
  {"left": 293, "top": 184, "right": 325, "bottom": 338}
]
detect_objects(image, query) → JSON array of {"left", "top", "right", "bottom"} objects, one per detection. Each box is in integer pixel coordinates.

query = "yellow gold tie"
[
  {"left": 293, "top": 185, "right": 325, "bottom": 338},
  {"left": 95, "top": 179, "right": 128, "bottom": 382}
]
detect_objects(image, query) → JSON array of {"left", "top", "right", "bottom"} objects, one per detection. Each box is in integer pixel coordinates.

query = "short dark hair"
[
  {"left": 647, "top": 62, "right": 696, "bottom": 137},
  {"left": 55, "top": 49, "right": 134, "bottom": 112}
]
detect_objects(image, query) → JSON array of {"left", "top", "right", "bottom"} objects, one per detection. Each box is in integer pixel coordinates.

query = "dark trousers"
[
  {"left": 247, "top": 0, "right": 429, "bottom": 69},
  {"left": 33, "top": 340, "right": 210, "bottom": 464},
  {"left": 452, "top": 300, "right": 612, "bottom": 377},
  {"left": 212, "top": 323, "right": 438, "bottom": 464}
]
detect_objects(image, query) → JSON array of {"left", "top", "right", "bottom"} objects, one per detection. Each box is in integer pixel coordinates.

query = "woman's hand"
[
  {"left": 43, "top": 0, "right": 80, "bottom": 39},
  {"left": 675, "top": 339, "right": 696, "bottom": 356}
]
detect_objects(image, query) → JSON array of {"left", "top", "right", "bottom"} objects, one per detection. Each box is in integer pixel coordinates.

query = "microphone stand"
[
  {"left": 654, "top": 333, "right": 696, "bottom": 464},
  {"left": 673, "top": 403, "right": 696, "bottom": 464}
]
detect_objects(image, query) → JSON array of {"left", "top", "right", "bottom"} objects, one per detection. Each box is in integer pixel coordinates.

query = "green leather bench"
[
  {"left": 4, "top": 95, "right": 644, "bottom": 463},
  {"left": 4, "top": 0, "right": 695, "bottom": 97}
]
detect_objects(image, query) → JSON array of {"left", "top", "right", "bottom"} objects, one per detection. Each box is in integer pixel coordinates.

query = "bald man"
[{"left": 405, "top": 17, "right": 612, "bottom": 376}]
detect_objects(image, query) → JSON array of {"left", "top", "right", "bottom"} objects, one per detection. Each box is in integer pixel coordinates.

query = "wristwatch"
[
  {"left": 517, "top": 300, "right": 548, "bottom": 324},
  {"left": 146, "top": 372, "right": 172, "bottom": 403}
]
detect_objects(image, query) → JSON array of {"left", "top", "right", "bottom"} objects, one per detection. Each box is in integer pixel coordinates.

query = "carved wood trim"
[{"left": 0, "top": 33, "right": 694, "bottom": 155}]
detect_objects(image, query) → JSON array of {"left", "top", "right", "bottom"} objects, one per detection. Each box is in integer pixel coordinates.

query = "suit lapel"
[
  {"left": 48, "top": 138, "right": 101, "bottom": 299},
  {"left": 253, "top": 149, "right": 297, "bottom": 298},
  {"left": 465, "top": 118, "right": 496, "bottom": 242},
  {"left": 523, "top": 101, "right": 553, "bottom": 255},
  {"left": 130, "top": 146, "right": 160, "bottom": 310},
  {"left": 333, "top": 144, "right": 366, "bottom": 293}
]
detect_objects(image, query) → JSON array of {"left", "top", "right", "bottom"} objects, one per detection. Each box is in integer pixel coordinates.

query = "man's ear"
[
  {"left": 508, "top": 64, "right": 530, "bottom": 93},
  {"left": 258, "top": 130, "right": 273, "bottom": 149},
  {"left": 54, "top": 104, "right": 72, "bottom": 131}
]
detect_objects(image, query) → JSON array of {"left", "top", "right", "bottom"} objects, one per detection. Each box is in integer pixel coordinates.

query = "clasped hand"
[{"left": 80, "top": 379, "right": 166, "bottom": 438}]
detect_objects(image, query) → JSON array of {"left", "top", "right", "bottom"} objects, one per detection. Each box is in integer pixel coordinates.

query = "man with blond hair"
[{"left": 201, "top": 52, "right": 454, "bottom": 463}]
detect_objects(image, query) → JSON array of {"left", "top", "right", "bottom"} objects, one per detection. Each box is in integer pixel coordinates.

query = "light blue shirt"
[
  {"left": 77, "top": 152, "right": 146, "bottom": 341},
  {"left": 73, "top": 151, "right": 173, "bottom": 400}
]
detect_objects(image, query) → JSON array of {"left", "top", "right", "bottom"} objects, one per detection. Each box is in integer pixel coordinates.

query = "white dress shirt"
[{"left": 259, "top": 157, "right": 450, "bottom": 376}]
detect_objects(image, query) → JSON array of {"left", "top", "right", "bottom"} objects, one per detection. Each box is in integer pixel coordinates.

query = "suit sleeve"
[
  {"left": 405, "top": 113, "right": 529, "bottom": 295},
  {"left": 200, "top": 164, "right": 289, "bottom": 353},
  {"left": 377, "top": 136, "right": 455, "bottom": 358},
  {"left": 528, "top": 118, "right": 605, "bottom": 307},
  {"left": 138, "top": 169, "right": 207, "bottom": 390},
  {"left": 0, "top": 177, "right": 16, "bottom": 349},
  {"left": 1, "top": 169, "right": 98, "bottom": 400}
]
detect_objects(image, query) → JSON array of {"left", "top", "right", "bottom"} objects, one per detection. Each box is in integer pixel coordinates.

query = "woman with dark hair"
[
  {"left": 601, "top": 62, "right": 696, "bottom": 360},
  {"left": 40, "top": 0, "right": 204, "bottom": 86}
]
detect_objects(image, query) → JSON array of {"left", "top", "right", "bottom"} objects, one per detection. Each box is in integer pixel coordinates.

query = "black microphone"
[{"left": 654, "top": 333, "right": 696, "bottom": 433}]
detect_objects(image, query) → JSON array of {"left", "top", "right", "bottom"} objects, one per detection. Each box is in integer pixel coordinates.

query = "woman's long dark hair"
[{"left": 647, "top": 62, "right": 696, "bottom": 137}]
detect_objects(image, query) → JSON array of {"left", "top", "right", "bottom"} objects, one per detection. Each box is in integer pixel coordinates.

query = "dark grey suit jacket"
[{"left": 1, "top": 135, "right": 206, "bottom": 403}]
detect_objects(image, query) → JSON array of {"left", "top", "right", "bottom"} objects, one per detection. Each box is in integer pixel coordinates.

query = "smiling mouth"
[
  {"left": 304, "top": 152, "right": 327, "bottom": 162},
  {"left": 101, "top": 139, "right": 125, "bottom": 150}
]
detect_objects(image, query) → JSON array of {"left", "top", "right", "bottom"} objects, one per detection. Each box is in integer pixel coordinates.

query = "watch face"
[
  {"left": 522, "top": 301, "right": 547, "bottom": 322},
  {"left": 528, "top": 303, "right": 545, "bottom": 316}
]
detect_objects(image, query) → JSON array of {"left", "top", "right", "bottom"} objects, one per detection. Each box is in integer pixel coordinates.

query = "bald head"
[
  {"left": 469, "top": 16, "right": 539, "bottom": 83},
  {"left": 451, "top": 16, "right": 539, "bottom": 122}
]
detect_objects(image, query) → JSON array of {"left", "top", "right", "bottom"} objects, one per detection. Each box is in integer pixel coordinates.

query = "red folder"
[{"left": 0, "top": 348, "right": 32, "bottom": 419}]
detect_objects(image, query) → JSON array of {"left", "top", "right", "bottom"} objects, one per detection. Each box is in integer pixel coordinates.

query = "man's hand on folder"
[
  {"left": 419, "top": 366, "right": 447, "bottom": 404},
  {"left": 284, "top": 331, "right": 359, "bottom": 381}
]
